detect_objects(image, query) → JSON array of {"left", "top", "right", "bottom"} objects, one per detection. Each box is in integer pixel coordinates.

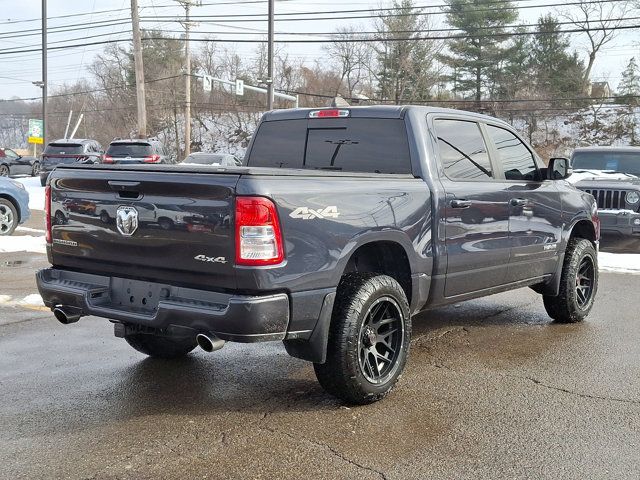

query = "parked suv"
[
  {"left": 571, "top": 146, "right": 640, "bottom": 239},
  {"left": 40, "top": 139, "right": 103, "bottom": 186},
  {"left": 104, "top": 139, "right": 175, "bottom": 165}
]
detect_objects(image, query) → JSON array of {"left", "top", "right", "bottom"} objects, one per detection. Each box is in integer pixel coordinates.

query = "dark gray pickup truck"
[{"left": 37, "top": 106, "right": 600, "bottom": 404}]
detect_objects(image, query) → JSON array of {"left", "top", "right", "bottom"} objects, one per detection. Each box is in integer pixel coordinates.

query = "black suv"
[
  {"left": 571, "top": 146, "right": 640, "bottom": 239},
  {"left": 40, "top": 139, "right": 104, "bottom": 186},
  {"left": 104, "top": 139, "right": 175, "bottom": 165}
]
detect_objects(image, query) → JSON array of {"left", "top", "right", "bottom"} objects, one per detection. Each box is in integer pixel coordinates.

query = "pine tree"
[
  {"left": 618, "top": 57, "right": 640, "bottom": 106},
  {"left": 375, "top": 0, "right": 441, "bottom": 103},
  {"left": 440, "top": 0, "right": 518, "bottom": 103},
  {"left": 530, "top": 15, "right": 586, "bottom": 98}
]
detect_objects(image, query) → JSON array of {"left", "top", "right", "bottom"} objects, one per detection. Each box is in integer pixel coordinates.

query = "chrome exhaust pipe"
[
  {"left": 53, "top": 305, "right": 82, "bottom": 325},
  {"left": 196, "top": 333, "right": 226, "bottom": 353}
]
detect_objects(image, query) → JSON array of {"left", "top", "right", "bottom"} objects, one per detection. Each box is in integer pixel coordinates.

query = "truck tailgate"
[{"left": 49, "top": 168, "right": 239, "bottom": 290}]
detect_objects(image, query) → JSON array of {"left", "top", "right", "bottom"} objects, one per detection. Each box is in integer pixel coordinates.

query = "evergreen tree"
[
  {"left": 440, "top": 0, "right": 518, "bottom": 102},
  {"left": 618, "top": 57, "right": 640, "bottom": 106},
  {"left": 375, "top": 0, "right": 442, "bottom": 103},
  {"left": 530, "top": 15, "right": 586, "bottom": 98}
]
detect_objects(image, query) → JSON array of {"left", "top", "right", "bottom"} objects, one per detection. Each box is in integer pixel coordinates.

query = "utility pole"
[
  {"left": 177, "top": 1, "right": 198, "bottom": 157},
  {"left": 266, "top": 0, "right": 275, "bottom": 110},
  {"left": 130, "top": 0, "right": 147, "bottom": 137},
  {"left": 42, "top": 0, "right": 47, "bottom": 148}
]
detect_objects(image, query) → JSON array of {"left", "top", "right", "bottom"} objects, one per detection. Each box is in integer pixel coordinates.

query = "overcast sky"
[{"left": 0, "top": 0, "right": 638, "bottom": 101}]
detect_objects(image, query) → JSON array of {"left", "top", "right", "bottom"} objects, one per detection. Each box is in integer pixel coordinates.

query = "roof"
[
  {"left": 50, "top": 138, "right": 94, "bottom": 144},
  {"left": 261, "top": 105, "right": 509, "bottom": 125},
  {"left": 572, "top": 146, "right": 640, "bottom": 154},
  {"left": 109, "top": 138, "right": 157, "bottom": 144}
]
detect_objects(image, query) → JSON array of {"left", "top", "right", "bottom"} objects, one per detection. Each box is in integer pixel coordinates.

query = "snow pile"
[
  {"left": 0, "top": 234, "right": 45, "bottom": 254},
  {"left": 598, "top": 252, "right": 640, "bottom": 275},
  {"left": 14, "top": 176, "right": 45, "bottom": 211}
]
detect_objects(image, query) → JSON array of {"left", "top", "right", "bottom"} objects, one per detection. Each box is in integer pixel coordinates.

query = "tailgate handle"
[{"left": 108, "top": 181, "right": 141, "bottom": 192}]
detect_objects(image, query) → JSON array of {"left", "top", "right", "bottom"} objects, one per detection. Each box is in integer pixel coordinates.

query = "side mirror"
[{"left": 548, "top": 157, "right": 572, "bottom": 180}]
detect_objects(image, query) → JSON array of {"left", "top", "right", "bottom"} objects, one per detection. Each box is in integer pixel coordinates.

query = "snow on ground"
[
  {"left": 14, "top": 176, "right": 45, "bottom": 211},
  {"left": 598, "top": 252, "right": 640, "bottom": 275},
  {"left": 0, "top": 234, "right": 45, "bottom": 254},
  {"left": 0, "top": 293, "right": 44, "bottom": 308}
]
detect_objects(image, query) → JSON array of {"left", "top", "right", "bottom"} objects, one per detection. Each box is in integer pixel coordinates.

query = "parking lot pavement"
[{"left": 1, "top": 237, "right": 638, "bottom": 480}]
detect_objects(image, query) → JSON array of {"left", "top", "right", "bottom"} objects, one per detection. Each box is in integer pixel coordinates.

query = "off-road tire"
[
  {"left": 543, "top": 238, "right": 598, "bottom": 323},
  {"left": 314, "top": 273, "right": 411, "bottom": 405},
  {"left": 125, "top": 334, "right": 197, "bottom": 359},
  {"left": 0, "top": 198, "right": 18, "bottom": 236}
]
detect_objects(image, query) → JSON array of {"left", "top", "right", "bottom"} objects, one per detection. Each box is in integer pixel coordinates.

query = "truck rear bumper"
[{"left": 36, "top": 268, "right": 290, "bottom": 342}]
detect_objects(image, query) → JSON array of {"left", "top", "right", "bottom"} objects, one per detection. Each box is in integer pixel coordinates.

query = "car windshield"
[
  {"left": 572, "top": 151, "right": 640, "bottom": 176},
  {"left": 184, "top": 154, "right": 227, "bottom": 165},
  {"left": 107, "top": 143, "right": 153, "bottom": 157},
  {"left": 44, "top": 143, "right": 83, "bottom": 155}
]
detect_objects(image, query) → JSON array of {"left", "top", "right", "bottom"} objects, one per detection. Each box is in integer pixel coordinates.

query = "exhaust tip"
[
  {"left": 196, "top": 333, "right": 225, "bottom": 353},
  {"left": 53, "top": 306, "right": 81, "bottom": 325}
]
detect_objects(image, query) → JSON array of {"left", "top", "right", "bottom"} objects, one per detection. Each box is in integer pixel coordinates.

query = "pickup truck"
[{"left": 37, "top": 106, "right": 600, "bottom": 404}]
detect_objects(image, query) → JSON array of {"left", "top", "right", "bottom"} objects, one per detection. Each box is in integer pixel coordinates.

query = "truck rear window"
[{"left": 246, "top": 118, "right": 412, "bottom": 174}]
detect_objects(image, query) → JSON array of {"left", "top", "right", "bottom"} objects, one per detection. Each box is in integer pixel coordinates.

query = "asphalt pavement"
[{"left": 1, "top": 214, "right": 639, "bottom": 479}]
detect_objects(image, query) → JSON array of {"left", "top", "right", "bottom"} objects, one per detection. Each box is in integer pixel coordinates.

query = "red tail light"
[
  {"left": 103, "top": 155, "right": 114, "bottom": 164},
  {"left": 45, "top": 185, "right": 52, "bottom": 244},
  {"left": 143, "top": 154, "right": 161, "bottom": 163},
  {"left": 309, "top": 109, "right": 350, "bottom": 118},
  {"left": 235, "top": 196, "right": 284, "bottom": 266}
]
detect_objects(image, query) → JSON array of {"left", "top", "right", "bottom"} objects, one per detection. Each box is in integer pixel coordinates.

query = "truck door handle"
[
  {"left": 108, "top": 181, "right": 141, "bottom": 192},
  {"left": 450, "top": 199, "right": 472, "bottom": 209},
  {"left": 510, "top": 198, "right": 527, "bottom": 207}
]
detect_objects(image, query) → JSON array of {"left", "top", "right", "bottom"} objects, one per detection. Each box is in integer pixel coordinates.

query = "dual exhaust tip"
[
  {"left": 195, "top": 333, "right": 226, "bottom": 353},
  {"left": 53, "top": 305, "right": 82, "bottom": 325},
  {"left": 53, "top": 306, "right": 225, "bottom": 353}
]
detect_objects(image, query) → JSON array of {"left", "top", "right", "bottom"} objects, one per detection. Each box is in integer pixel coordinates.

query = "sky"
[{"left": 0, "top": 0, "right": 638, "bottom": 101}]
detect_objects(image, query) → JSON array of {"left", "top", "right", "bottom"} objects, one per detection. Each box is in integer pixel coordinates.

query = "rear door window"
[
  {"left": 486, "top": 125, "right": 539, "bottom": 181},
  {"left": 247, "top": 118, "right": 412, "bottom": 174},
  {"left": 434, "top": 119, "right": 493, "bottom": 180}
]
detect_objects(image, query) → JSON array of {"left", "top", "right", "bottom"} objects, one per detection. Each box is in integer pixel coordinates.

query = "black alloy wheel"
[{"left": 358, "top": 297, "right": 405, "bottom": 385}]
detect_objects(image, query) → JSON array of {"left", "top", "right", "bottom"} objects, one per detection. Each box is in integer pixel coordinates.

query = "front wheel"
[
  {"left": 125, "top": 334, "right": 197, "bottom": 359},
  {"left": 0, "top": 199, "right": 18, "bottom": 235},
  {"left": 314, "top": 273, "right": 411, "bottom": 404},
  {"left": 543, "top": 238, "right": 598, "bottom": 323}
]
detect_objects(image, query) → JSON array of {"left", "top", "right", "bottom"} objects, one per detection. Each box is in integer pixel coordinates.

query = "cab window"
[
  {"left": 434, "top": 119, "right": 493, "bottom": 180},
  {"left": 486, "top": 125, "right": 539, "bottom": 181}
]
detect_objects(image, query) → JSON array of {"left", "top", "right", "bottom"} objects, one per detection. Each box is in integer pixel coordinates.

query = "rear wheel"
[
  {"left": 0, "top": 164, "right": 9, "bottom": 177},
  {"left": 31, "top": 162, "right": 40, "bottom": 177},
  {"left": 543, "top": 238, "right": 598, "bottom": 323},
  {"left": 314, "top": 273, "right": 411, "bottom": 404},
  {"left": 125, "top": 334, "right": 197, "bottom": 359},
  {"left": 0, "top": 199, "right": 18, "bottom": 236}
]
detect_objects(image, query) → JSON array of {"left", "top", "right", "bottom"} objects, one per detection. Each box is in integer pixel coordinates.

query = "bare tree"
[
  {"left": 559, "top": 0, "right": 631, "bottom": 85},
  {"left": 325, "top": 26, "right": 374, "bottom": 98}
]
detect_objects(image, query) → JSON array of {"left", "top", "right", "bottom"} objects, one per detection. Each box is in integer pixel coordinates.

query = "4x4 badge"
[{"left": 116, "top": 206, "right": 139, "bottom": 236}]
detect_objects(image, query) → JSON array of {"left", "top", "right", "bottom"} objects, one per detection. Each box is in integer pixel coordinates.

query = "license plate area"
[{"left": 108, "top": 278, "right": 166, "bottom": 314}]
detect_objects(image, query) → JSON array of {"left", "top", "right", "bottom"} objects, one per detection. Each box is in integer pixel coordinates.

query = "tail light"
[
  {"left": 235, "top": 196, "right": 284, "bottom": 266},
  {"left": 143, "top": 154, "right": 161, "bottom": 163},
  {"left": 45, "top": 185, "right": 52, "bottom": 244},
  {"left": 103, "top": 155, "right": 114, "bottom": 164}
]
